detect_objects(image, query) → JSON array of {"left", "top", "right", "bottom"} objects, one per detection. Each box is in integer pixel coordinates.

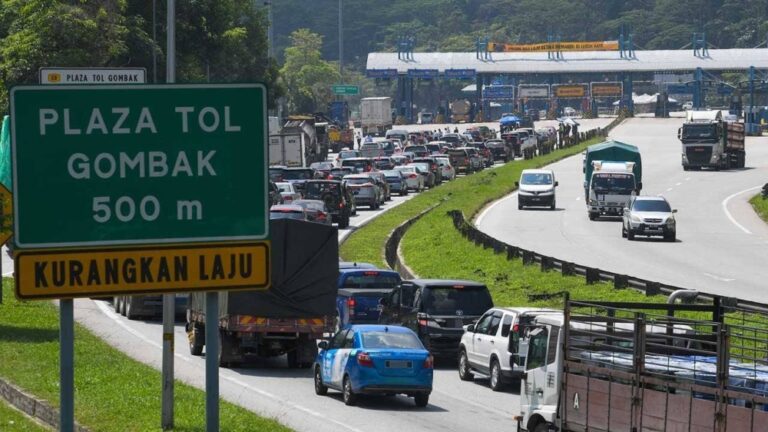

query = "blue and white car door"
[
  {"left": 330, "top": 330, "right": 356, "bottom": 387},
  {"left": 323, "top": 329, "right": 348, "bottom": 386}
]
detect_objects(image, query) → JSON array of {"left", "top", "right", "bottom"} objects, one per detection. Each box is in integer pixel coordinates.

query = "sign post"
[{"left": 11, "top": 81, "right": 270, "bottom": 432}]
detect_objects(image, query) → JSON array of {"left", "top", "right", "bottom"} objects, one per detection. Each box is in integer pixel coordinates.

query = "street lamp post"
[{"left": 338, "top": 0, "right": 343, "bottom": 81}]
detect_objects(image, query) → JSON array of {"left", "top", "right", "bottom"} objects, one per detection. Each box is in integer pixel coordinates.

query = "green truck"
[{"left": 582, "top": 140, "right": 642, "bottom": 220}]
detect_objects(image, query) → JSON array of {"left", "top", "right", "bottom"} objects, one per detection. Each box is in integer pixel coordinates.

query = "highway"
[
  {"left": 65, "top": 119, "right": 619, "bottom": 432},
  {"left": 476, "top": 117, "right": 768, "bottom": 304}
]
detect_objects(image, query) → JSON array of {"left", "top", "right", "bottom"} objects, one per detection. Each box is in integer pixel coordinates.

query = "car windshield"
[
  {"left": 310, "top": 162, "right": 333, "bottom": 170},
  {"left": 294, "top": 200, "right": 325, "bottom": 211},
  {"left": 270, "top": 211, "right": 304, "bottom": 220},
  {"left": 304, "top": 182, "right": 339, "bottom": 197},
  {"left": 382, "top": 170, "right": 401, "bottom": 178},
  {"left": 282, "top": 170, "right": 313, "bottom": 180},
  {"left": 344, "top": 177, "right": 373, "bottom": 186},
  {"left": 396, "top": 167, "right": 416, "bottom": 173},
  {"left": 682, "top": 123, "right": 717, "bottom": 140},
  {"left": 422, "top": 286, "right": 493, "bottom": 316},
  {"left": 339, "top": 150, "right": 359, "bottom": 159},
  {"left": 521, "top": 173, "right": 553, "bottom": 185},
  {"left": 633, "top": 200, "right": 671, "bottom": 212},
  {"left": 406, "top": 145, "right": 427, "bottom": 153},
  {"left": 592, "top": 173, "right": 635, "bottom": 192},
  {"left": 410, "top": 163, "right": 430, "bottom": 172},
  {"left": 341, "top": 272, "right": 400, "bottom": 288},
  {"left": 361, "top": 331, "right": 424, "bottom": 349},
  {"left": 447, "top": 150, "right": 467, "bottom": 157},
  {"left": 276, "top": 183, "right": 293, "bottom": 193}
]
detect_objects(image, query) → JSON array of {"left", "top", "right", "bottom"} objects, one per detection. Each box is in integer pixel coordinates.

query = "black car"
[
  {"left": 378, "top": 279, "right": 494, "bottom": 359},
  {"left": 485, "top": 139, "right": 509, "bottom": 162},
  {"left": 269, "top": 181, "right": 283, "bottom": 206},
  {"left": 302, "top": 180, "right": 356, "bottom": 228}
]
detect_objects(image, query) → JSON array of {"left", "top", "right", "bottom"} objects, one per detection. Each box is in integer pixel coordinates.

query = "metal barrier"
[{"left": 384, "top": 201, "right": 443, "bottom": 279}]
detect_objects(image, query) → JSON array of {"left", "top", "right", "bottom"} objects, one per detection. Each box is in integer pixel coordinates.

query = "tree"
[{"left": 280, "top": 29, "right": 340, "bottom": 114}]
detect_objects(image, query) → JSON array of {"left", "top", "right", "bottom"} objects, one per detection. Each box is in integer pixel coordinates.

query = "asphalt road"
[
  {"left": 63, "top": 119, "right": 617, "bottom": 432},
  {"left": 476, "top": 117, "right": 768, "bottom": 304}
]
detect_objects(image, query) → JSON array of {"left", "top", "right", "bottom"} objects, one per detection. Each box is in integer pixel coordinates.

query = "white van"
[{"left": 515, "top": 169, "right": 558, "bottom": 210}]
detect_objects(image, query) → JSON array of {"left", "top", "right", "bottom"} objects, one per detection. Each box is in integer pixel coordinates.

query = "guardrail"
[
  {"left": 447, "top": 209, "right": 768, "bottom": 313},
  {"left": 385, "top": 201, "right": 443, "bottom": 279}
]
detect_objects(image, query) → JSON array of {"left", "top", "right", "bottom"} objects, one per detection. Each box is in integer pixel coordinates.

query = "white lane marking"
[
  {"left": 575, "top": 196, "right": 581, "bottom": 201},
  {"left": 2, "top": 270, "right": 13, "bottom": 276},
  {"left": 94, "top": 301, "right": 362, "bottom": 432},
  {"left": 675, "top": 182, "right": 682, "bottom": 186},
  {"left": 703, "top": 273, "right": 735, "bottom": 282},
  {"left": 666, "top": 188, "right": 673, "bottom": 192},
  {"left": 475, "top": 191, "right": 518, "bottom": 226},
  {"left": 432, "top": 387, "right": 512, "bottom": 418},
  {"left": 721, "top": 185, "right": 763, "bottom": 235},
  {"left": 685, "top": 177, "right": 691, "bottom": 181}
]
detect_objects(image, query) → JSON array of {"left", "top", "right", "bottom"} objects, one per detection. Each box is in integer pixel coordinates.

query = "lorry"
[
  {"left": 516, "top": 297, "right": 768, "bottom": 432},
  {"left": 185, "top": 219, "right": 338, "bottom": 368},
  {"left": 360, "top": 97, "right": 393, "bottom": 136},
  {"left": 269, "top": 133, "right": 306, "bottom": 167},
  {"left": 678, "top": 110, "right": 746, "bottom": 170},
  {"left": 583, "top": 140, "right": 642, "bottom": 220},
  {"left": 271, "top": 115, "right": 328, "bottom": 167},
  {"left": 326, "top": 102, "right": 354, "bottom": 152},
  {"left": 450, "top": 99, "right": 472, "bottom": 123}
]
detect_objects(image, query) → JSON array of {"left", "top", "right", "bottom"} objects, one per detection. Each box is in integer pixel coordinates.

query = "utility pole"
[
  {"left": 265, "top": 1, "right": 273, "bottom": 59},
  {"left": 152, "top": 0, "right": 157, "bottom": 83},
  {"left": 162, "top": 0, "right": 175, "bottom": 430},
  {"left": 338, "top": 0, "right": 343, "bottom": 81}
]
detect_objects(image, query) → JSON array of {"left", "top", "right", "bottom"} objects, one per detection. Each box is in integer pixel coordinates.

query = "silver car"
[
  {"left": 394, "top": 165, "right": 425, "bottom": 192},
  {"left": 622, "top": 196, "right": 677, "bottom": 242},
  {"left": 433, "top": 156, "right": 456, "bottom": 181},
  {"left": 343, "top": 174, "right": 382, "bottom": 209}
]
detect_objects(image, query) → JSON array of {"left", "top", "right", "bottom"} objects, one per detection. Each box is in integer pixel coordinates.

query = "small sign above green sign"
[{"left": 331, "top": 85, "right": 360, "bottom": 95}]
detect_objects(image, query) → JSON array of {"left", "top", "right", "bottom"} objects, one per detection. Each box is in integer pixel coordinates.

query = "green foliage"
[
  {"left": 0, "top": 399, "right": 48, "bottom": 432},
  {"left": 750, "top": 193, "right": 768, "bottom": 222},
  {"left": 0, "top": 1, "right": 279, "bottom": 114},
  {"left": 0, "top": 280, "right": 291, "bottom": 431},
  {"left": 280, "top": 28, "right": 340, "bottom": 114}
]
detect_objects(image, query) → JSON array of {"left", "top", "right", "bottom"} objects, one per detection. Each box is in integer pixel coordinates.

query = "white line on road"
[
  {"left": 475, "top": 191, "right": 517, "bottom": 226},
  {"left": 721, "top": 185, "right": 763, "bottom": 235},
  {"left": 2, "top": 270, "right": 13, "bottom": 276},
  {"left": 675, "top": 182, "right": 682, "bottom": 186},
  {"left": 94, "top": 301, "right": 363, "bottom": 432},
  {"left": 703, "top": 273, "right": 736, "bottom": 282},
  {"left": 685, "top": 177, "right": 691, "bottom": 181},
  {"left": 666, "top": 188, "right": 673, "bottom": 192}
]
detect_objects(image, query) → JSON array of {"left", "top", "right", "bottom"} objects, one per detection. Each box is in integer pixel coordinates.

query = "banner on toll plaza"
[
  {"left": 39, "top": 67, "right": 146, "bottom": 85},
  {"left": 518, "top": 85, "right": 550, "bottom": 98},
  {"left": 590, "top": 82, "right": 623, "bottom": 97},
  {"left": 553, "top": 84, "right": 587, "bottom": 98}
]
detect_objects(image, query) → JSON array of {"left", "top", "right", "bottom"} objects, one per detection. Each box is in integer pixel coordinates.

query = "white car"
[
  {"left": 622, "top": 195, "right": 677, "bottom": 241},
  {"left": 458, "top": 307, "right": 559, "bottom": 391},
  {"left": 682, "top": 101, "right": 693, "bottom": 111},
  {"left": 433, "top": 155, "right": 456, "bottom": 181},
  {"left": 394, "top": 165, "right": 424, "bottom": 192},
  {"left": 516, "top": 169, "right": 558, "bottom": 210},
  {"left": 275, "top": 182, "right": 301, "bottom": 204}
]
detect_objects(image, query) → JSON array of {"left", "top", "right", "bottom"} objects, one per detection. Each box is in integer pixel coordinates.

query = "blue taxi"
[{"left": 313, "top": 325, "right": 433, "bottom": 407}]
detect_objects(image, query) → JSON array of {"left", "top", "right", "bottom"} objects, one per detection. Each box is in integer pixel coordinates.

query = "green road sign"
[
  {"left": 332, "top": 85, "right": 359, "bottom": 95},
  {"left": 11, "top": 84, "right": 268, "bottom": 248}
]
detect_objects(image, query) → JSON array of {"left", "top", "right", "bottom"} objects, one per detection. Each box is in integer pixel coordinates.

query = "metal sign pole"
[
  {"left": 206, "top": 292, "right": 220, "bottom": 432},
  {"left": 161, "top": 0, "right": 176, "bottom": 429},
  {"left": 60, "top": 299, "right": 74, "bottom": 432}
]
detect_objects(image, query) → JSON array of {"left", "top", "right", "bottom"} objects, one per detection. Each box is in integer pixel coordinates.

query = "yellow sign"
[
  {"left": 0, "top": 183, "right": 11, "bottom": 246},
  {"left": 555, "top": 86, "right": 587, "bottom": 98},
  {"left": 488, "top": 40, "right": 619, "bottom": 53},
  {"left": 15, "top": 242, "right": 270, "bottom": 299},
  {"left": 47, "top": 72, "right": 61, "bottom": 83},
  {"left": 591, "top": 84, "right": 623, "bottom": 97}
]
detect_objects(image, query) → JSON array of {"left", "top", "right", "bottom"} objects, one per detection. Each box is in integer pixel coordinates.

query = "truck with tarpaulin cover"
[
  {"left": 583, "top": 140, "right": 642, "bottom": 220},
  {"left": 185, "top": 219, "right": 338, "bottom": 368},
  {"left": 516, "top": 296, "right": 768, "bottom": 432}
]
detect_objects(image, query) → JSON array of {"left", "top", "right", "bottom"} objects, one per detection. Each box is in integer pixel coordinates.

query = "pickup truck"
[
  {"left": 335, "top": 268, "right": 401, "bottom": 331},
  {"left": 447, "top": 148, "right": 474, "bottom": 174}
]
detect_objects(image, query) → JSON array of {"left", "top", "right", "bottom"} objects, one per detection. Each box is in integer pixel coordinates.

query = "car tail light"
[
  {"left": 409, "top": 174, "right": 417, "bottom": 179},
  {"left": 339, "top": 202, "right": 345, "bottom": 209},
  {"left": 513, "top": 324, "right": 519, "bottom": 333},
  {"left": 357, "top": 351, "right": 374, "bottom": 367},
  {"left": 317, "top": 211, "right": 327, "bottom": 221},
  {"left": 423, "top": 354, "right": 434, "bottom": 369}
]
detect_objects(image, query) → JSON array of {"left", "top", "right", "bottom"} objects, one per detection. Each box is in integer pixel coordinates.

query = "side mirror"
[
  {"left": 379, "top": 297, "right": 390, "bottom": 306},
  {"left": 318, "top": 340, "right": 329, "bottom": 350},
  {"left": 466, "top": 324, "right": 475, "bottom": 333},
  {"left": 554, "top": 181, "right": 559, "bottom": 187},
  {"left": 672, "top": 209, "right": 678, "bottom": 213},
  {"left": 514, "top": 181, "right": 520, "bottom": 187}
]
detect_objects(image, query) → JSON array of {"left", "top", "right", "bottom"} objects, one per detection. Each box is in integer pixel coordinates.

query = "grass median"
[
  {"left": 0, "top": 280, "right": 291, "bottom": 432},
  {"left": 750, "top": 193, "right": 768, "bottom": 223},
  {"left": 0, "top": 399, "right": 48, "bottom": 431}
]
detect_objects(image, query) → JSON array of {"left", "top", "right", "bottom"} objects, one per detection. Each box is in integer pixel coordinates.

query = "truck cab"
[
  {"left": 587, "top": 161, "right": 638, "bottom": 220},
  {"left": 677, "top": 110, "right": 745, "bottom": 170},
  {"left": 518, "top": 314, "right": 563, "bottom": 432}
]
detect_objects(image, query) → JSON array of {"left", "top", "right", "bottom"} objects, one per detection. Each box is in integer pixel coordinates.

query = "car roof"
[
  {"left": 270, "top": 204, "right": 304, "bottom": 211},
  {"left": 521, "top": 169, "right": 554, "bottom": 175},
  {"left": 342, "top": 157, "right": 372, "bottom": 161},
  {"left": 633, "top": 195, "right": 668, "bottom": 202},
  {"left": 338, "top": 262, "right": 377, "bottom": 269},
  {"left": 406, "top": 279, "right": 487, "bottom": 287},
  {"left": 349, "top": 324, "right": 415, "bottom": 334},
  {"left": 338, "top": 268, "right": 400, "bottom": 275},
  {"left": 306, "top": 179, "right": 342, "bottom": 184},
  {"left": 344, "top": 174, "right": 374, "bottom": 178},
  {"left": 491, "top": 307, "right": 560, "bottom": 315}
]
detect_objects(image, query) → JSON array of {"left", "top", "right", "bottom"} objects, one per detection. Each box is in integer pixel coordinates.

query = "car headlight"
[
  {"left": 539, "top": 189, "right": 555, "bottom": 196},
  {"left": 518, "top": 189, "right": 533, "bottom": 196},
  {"left": 666, "top": 217, "right": 676, "bottom": 226},
  {"left": 630, "top": 214, "right": 643, "bottom": 223},
  {"left": 589, "top": 199, "right": 597, "bottom": 205}
]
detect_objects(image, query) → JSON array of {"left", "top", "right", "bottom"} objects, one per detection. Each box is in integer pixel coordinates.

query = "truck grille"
[{"left": 686, "top": 146, "right": 712, "bottom": 165}]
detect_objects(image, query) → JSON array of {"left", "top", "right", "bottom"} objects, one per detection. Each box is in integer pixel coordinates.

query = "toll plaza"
[{"left": 366, "top": 33, "right": 768, "bottom": 133}]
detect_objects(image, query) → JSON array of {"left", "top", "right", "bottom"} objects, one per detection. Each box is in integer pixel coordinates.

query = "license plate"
[{"left": 386, "top": 360, "right": 412, "bottom": 368}]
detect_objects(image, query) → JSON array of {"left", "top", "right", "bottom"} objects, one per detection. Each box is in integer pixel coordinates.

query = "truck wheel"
[
  {"left": 118, "top": 296, "right": 127, "bottom": 316},
  {"left": 342, "top": 375, "right": 357, "bottom": 406},
  {"left": 414, "top": 393, "right": 429, "bottom": 407},
  {"left": 621, "top": 226, "right": 627, "bottom": 238},
  {"left": 550, "top": 200, "right": 556, "bottom": 210},
  {"left": 314, "top": 366, "right": 328, "bottom": 396},
  {"left": 683, "top": 166, "right": 690, "bottom": 171},
  {"left": 458, "top": 350, "right": 474, "bottom": 381},
  {"left": 125, "top": 297, "right": 139, "bottom": 320},
  {"left": 588, "top": 212, "right": 598, "bottom": 221},
  {"left": 627, "top": 230, "right": 635, "bottom": 241},
  {"left": 489, "top": 359, "right": 505, "bottom": 391},
  {"left": 188, "top": 324, "right": 204, "bottom": 356},
  {"left": 665, "top": 232, "right": 676, "bottom": 242},
  {"left": 339, "top": 216, "right": 350, "bottom": 229},
  {"left": 533, "top": 422, "right": 552, "bottom": 432},
  {"left": 218, "top": 330, "right": 240, "bottom": 368}
]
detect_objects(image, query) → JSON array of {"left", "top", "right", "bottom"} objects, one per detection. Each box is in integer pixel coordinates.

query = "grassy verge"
[
  {"left": 0, "top": 399, "right": 49, "bottom": 431},
  {"left": 750, "top": 193, "right": 768, "bottom": 223},
  {"left": 0, "top": 279, "right": 291, "bottom": 432}
]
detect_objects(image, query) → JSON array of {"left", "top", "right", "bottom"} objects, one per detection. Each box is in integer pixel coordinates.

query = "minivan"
[{"left": 515, "top": 169, "right": 558, "bottom": 210}]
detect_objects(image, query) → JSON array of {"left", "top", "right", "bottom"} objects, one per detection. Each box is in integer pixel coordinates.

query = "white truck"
[
  {"left": 269, "top": 134, "right": 306, "bottom": 167},
  {"left": 586, "top": 161, "right": 639, "bottom": 220},
  {"left": 516, "top": 298, "right": 768, "bottom": 432},
  {"left": 360, "top": 97, "right": 393, "bottom": 136}
]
